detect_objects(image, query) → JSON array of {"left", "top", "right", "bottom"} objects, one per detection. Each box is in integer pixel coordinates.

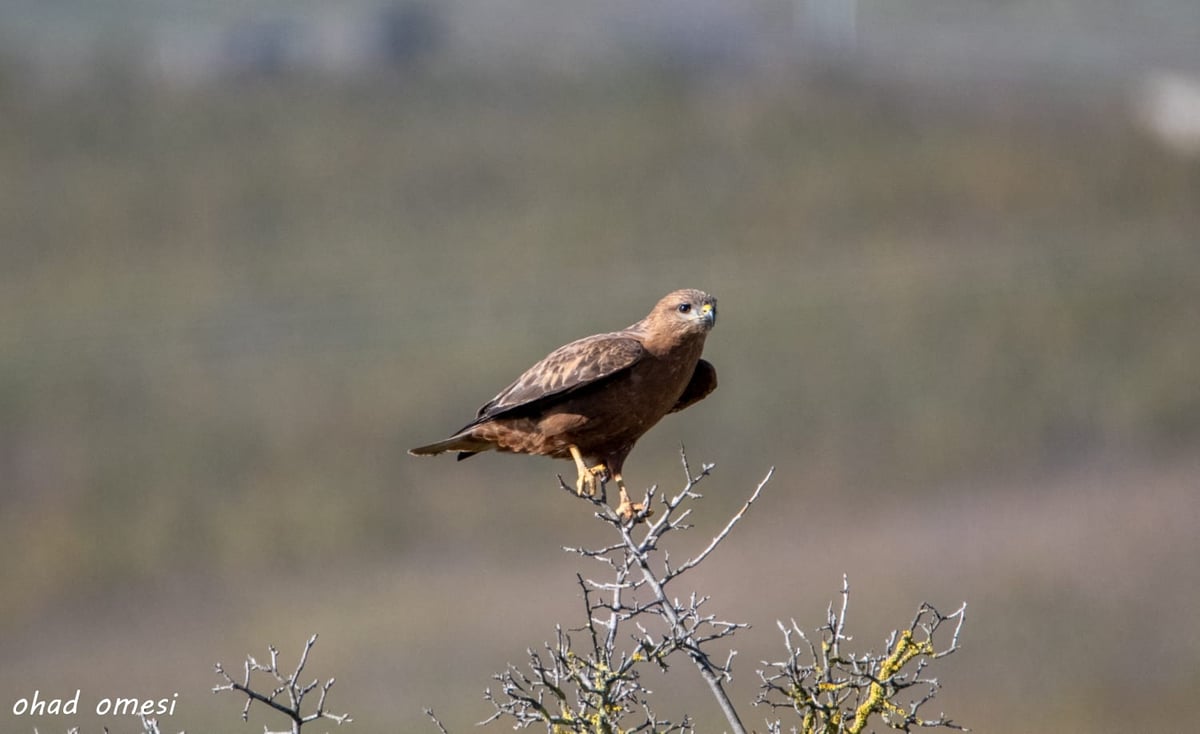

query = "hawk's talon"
[
  {"left": 570, "top": 446, "right": 609, "bottom": 498},
  {"left": 616, "top": 498, "right": 653, "bottom": 523},
  {"left": 574, "top": 464, "right": 608, "bottom": 498},
  {"left": 615, "top": 476, "right": 653, "bottom": 523}
]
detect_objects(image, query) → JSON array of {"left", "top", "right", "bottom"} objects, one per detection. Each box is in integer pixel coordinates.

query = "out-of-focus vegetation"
[{"left": 0, "top": 45, "right": 1197, "bottom": 733}]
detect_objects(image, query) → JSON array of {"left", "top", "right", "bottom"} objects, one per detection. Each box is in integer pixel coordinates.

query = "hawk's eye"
[{"left": 677, "top": 303, "right": 692, "bottom": 314}]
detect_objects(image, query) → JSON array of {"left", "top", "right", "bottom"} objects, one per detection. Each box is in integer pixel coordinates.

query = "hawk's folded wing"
[{"left": 464, "top": 333, "right": 646, "bottom": 427}]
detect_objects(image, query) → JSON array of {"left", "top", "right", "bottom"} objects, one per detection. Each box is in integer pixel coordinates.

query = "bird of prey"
[{"left": 410, "top": 289, "right": 718, "bottom": 520}]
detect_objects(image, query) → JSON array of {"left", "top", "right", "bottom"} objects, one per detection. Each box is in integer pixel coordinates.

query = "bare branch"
[
  {"left": 756, "top": 582, "right": 968, "bottom": 733},
  {"left": 671, "top": 466, "right": 774, "bottom": 577},
  {"left": 445, "top": 450, "right": 967, "bottom": 734},
  {"left": 474, "top": 451, "right": 773, "bottom": 733},
  {"left": 214, "top": 634, "right": 351, "bottom": 732},
  {"left": 424, "top": 708, "right": 451, "bottom": 734}
]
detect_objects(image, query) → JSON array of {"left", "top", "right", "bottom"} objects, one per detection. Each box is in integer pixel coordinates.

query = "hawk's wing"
[
  {"left": 464, "top": 332, "right": 646, "bottom": 426},
  {"left": 669, "top": 358, "right": 717, "bottom": 413}
]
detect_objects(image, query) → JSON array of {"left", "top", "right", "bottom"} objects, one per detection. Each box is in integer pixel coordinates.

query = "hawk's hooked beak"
[{"left": 701, "top": 301, "right": 716, "bottom": 327}]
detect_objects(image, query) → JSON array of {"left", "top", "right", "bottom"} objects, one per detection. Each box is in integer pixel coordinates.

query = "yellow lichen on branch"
[{"left": 846, "top": 630, "right": 935, "bottom": 734}]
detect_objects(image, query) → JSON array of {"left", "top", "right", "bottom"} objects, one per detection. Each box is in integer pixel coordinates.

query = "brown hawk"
[{"left": 410, "top": 289, "right": 718, "bottom": 519}]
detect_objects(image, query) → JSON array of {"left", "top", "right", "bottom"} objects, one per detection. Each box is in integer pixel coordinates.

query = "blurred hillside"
[{"left": 2, "top": 4, "right": 1200, "bottom": 734}]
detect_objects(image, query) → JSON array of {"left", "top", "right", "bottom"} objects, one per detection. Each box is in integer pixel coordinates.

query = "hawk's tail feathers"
[{"left": 408, "top": 434, "right": 491, "bottom": 458}]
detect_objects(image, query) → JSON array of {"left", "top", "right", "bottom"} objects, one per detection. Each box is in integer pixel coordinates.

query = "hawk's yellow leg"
[
  {"left": 569, "top": 445, "right": 607, "bottom": 497},
  {"left": 567, "top": 447, "right": 651, "bottom": 521},
  {"left": 612, "top": 473, "right": 652, "bottom": 522}
]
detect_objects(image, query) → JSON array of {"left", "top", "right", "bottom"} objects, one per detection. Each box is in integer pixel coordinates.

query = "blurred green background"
[{"left": 2, "top": 2, "right": 1199, "bottom": 732}]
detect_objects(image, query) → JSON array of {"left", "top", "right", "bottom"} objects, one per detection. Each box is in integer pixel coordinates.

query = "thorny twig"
[
  {"left": 489, "top": 448, "right": 773, "bottom": 733},
  {"left": 213, "top": 634, "right": 352, "bottom": 734},
  {"left": 756, "top": 576, "right": 968, "bottom": 733}
]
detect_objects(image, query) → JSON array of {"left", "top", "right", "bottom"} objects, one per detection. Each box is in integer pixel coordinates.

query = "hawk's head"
[{"left": 650, "top": 289, "right": 717, "bottom": 336}]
